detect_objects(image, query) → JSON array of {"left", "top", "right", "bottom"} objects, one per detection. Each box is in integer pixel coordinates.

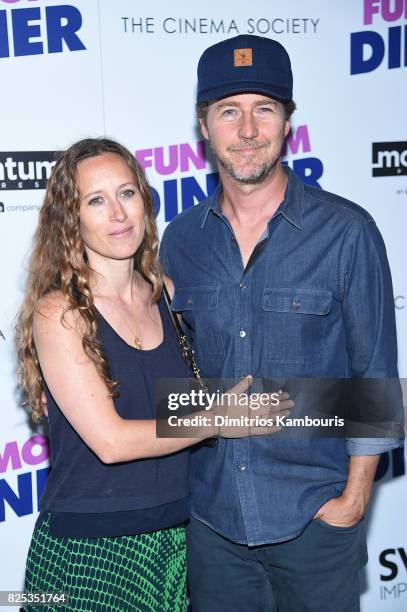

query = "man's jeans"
[{"left": 187, "top": 516, "right": 368, "bottom": 612}]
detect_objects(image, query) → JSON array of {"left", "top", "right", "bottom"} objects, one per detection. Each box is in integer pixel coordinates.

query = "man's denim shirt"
[{"left": 160, "top": 167, "right": 402, "bottom": 546}]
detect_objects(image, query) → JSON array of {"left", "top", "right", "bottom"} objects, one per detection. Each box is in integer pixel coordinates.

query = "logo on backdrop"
[
  {"left": 0, "top": 151, "right": 56, "bottom": 190},
  {"left": 395, "top": 295, "right": 406, "bottom": 309},
  {"left": 0, "top": 435, "right": 50, "bottom": 522},
  {"left": 121, "top": 15, "right": 320, "bottom": 36},
  {"left": 0, "top": 0, "right": 86, "bottom": 58},
  {"left": 0, "top": 201, "right": 41, "bottom": 213},
  {"left": 375, "top": 446, "right": 405, "bottom": 481},
  {"left": 375, "top": 444, "right": 406, "bottom": 603},
  {"left": 135, "top": 126, "right": 324, "bottom": 222},
  {"left": 379, "top": 546, "right": 407, "bottom": 601},
  {"left": 282, "top": 124, "right": 324, "bottom": 189},
  {"left": 135, "top": 140, "right": 218, "bottom": 222},
  {"left": 350, "top": 0, "right": 407, "bottom": 74},
  {"left": 372, "top": 141, "right": 407, "bottom": 176}
]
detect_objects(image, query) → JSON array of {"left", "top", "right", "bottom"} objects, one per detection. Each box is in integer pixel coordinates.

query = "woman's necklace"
[
  {"left": 113, "top": 308, "right": 143, "bottom": 350},
  {"left": 134, "top": 335, "right": 142, "bottom": 350},
  {"left": 124, "top": 317, "right": 143, "bottom": 350},
  {"left": 124, "top": 306, "right": 157, "bottom": 350}
]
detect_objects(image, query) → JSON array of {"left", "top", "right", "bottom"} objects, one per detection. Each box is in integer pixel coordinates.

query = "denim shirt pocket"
[
  {"left": 171, "top": 286, "right": 225, "bottom": 356},
  {"left": 262, "top": 288, "right": 332, "bottom": 363}
]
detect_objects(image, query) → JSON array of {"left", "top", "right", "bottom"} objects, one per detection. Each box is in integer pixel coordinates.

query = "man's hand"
[
  {"left": 313, "top": 493, "right": 365, "bottom": 527},
  {"left": 313, "top": 454, "right": 380, "bottom": 527}
]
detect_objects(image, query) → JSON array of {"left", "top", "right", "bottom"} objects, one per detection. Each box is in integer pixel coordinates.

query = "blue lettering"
[
  {"left": 376, "top": 452, "right": 390, "bottom": 480},
  {"left": 181, "top": 172, "right": 219, "bottom": 211},
  {"left": 0, "top": 5, "right": 86, "bottom": 58},
  {"left": 36, "top": 466, "right": 50, "bottom": 510},
  {"left": 150, "top": 186, "right": 160, "bottom": 217},
  {"left": 389, "top": 25, "right": 401, "bottom": 69},
  {"left": 405, "top": 24, "right": 407, "bottom": 68},
  {"left": 152, "top": 173, "right": 219, "bottom": 223},
  {"left": 351, "top": 30, "right": 384, "bottom": 74},
  {"left": 392, "top": 446, "right": 405, "bottom": 477},
  {"left": 376, "top": 447, "right": 405, "bottom": 481},
  {"left": 0, "top": 11, "right": 10, "bottom": 57},
  {"left": 0, "top": 472, "right": 33, "bottom": 520},
  {"left": 163, "top": 179, "right": 178, "bottom": 221},
  {"left": 283, "top": 158, "right": 323, "bottom": 188},
  {"left": 46, "top": 5, "right": 86, "bottom": 53},
  {"left": 181, "top": 176, "right": 206, "bottom": 211},
  {"left": 204, "top": 172, "right": 219, "bottom": 199},
  {"left": 12, "top": 7, "right": 42, "bottom": 57}
]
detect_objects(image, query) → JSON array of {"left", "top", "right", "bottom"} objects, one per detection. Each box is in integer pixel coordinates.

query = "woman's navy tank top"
[{"left": 39, "top": 295, "right": 191, "bottom": 538}]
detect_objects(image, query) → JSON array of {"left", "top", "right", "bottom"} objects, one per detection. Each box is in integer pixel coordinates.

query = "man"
[{"left": 160, "top": 35, "right": 402, "bottom": 611}]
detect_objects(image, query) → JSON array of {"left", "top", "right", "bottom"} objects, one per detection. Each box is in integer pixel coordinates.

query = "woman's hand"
[{"left": 211, "top": 377, "right": 293, "bottom": 438}]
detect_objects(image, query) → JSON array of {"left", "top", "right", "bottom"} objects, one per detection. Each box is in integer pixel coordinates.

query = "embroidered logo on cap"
[{"left": 234, "top": 48, "right": 253, "bottom": 67}]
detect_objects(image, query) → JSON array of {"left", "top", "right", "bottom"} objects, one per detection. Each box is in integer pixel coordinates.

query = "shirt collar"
[
  {"left": 200, "top": 183, "right": 223, "bottom": 228},
  {"left": 200, "top": 166, "right": 303, "bottom": 230}
]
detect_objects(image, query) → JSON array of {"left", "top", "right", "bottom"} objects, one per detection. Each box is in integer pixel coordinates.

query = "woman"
[{"left": 16, "top": 138, "right": 289, "bottom": 611}]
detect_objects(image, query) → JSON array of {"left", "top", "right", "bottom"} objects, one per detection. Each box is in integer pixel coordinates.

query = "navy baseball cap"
[{"left": 197, "top": 35, "right": 293, "bottom": 103}]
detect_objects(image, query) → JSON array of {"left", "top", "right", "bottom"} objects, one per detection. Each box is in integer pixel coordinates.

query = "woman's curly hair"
[{"left": 16, "top": 137, "right": 162, "bottom": 422}]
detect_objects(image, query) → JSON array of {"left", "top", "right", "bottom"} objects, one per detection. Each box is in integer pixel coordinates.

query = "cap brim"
[{"left": 197, "top": 81, "right": 292, "bottom": 103}]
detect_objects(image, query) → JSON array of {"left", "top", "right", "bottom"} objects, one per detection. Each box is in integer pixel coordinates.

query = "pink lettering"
[
  {"left": 364, "top": 0, "right": 407, "bottom": 24},
  {"left": 21, "top": 435, "right": 49, "bottom": 466},
  {"left": 136, "top": 141, "right": 208, "bottom": 175},
  {"left": 135, "top": 148, "right": 153, "bottom": 170},
  {"left": 0, "top": 0, "right": 39, "bottom": 3},
  {"left": 283, "top": 125, "right": 311, "bottom": 156},
  {"left": 0, "top": 441, "right": 21, "bottom": 473},
  {"left": 382, "top": 0, "right": 405, "bottom": 21},
  {"left": 155, "top": 145, "right": 178, "bottom": 175},
  {"left": 364, "top": 0, "right": 381, "bottom": 25},
  {"left": 179, "top": 141, "right": 207, "bottom": 172}
]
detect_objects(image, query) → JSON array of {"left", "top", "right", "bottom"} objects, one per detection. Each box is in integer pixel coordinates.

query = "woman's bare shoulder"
[{"left": 33, "top": 291, "right": 81, "bottom": 333}]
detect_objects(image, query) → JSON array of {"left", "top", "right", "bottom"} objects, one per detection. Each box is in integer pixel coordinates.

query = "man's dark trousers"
[{"left": 187, "top": 516, "right": 367, "bottom": 612}]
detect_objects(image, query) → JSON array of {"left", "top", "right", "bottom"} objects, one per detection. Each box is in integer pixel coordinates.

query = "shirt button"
[
  {"left": 239, "top": 330, "right": 247, "bottom": 338},
  {"left": 292, "top": 298, "right": 301, "bottom": 311},
  {"left": 239, "top": 283, "right": 246, "bottom": 289},
  {"left": 238, "top": 463, "right": 246, "bottom": 471},
  {"left": 187, "top": 297, "right": 193, "bottom": 305}
]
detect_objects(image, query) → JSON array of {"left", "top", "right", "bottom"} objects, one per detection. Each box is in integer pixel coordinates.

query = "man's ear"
[
  {"left": 284, "top": 120, "right": 290, "bottom": 138},
  {"left": 199, "top": 118, "right": 209, "bottom": 141}
]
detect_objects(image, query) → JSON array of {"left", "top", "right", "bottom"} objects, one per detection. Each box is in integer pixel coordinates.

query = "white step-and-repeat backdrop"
[{"left": 0, "top": 1, "right": 406, "bottom": 609}]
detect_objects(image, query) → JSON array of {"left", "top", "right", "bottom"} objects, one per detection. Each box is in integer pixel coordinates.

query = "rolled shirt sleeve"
[{"left": 341, "top": 220, "right": 404, "bottom": 455}]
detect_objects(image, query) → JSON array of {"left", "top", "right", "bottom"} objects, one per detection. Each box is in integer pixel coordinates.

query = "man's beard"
[{"left": 210, "top": 138, "right": 282, "bottom": 185}]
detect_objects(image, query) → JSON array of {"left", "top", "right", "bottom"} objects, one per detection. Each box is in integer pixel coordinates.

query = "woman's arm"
[
  {"left": 33, "top": 292, "right": 217, "bottom": 464},
  {"left": 34, "top": 287, "right": 290, "bottom": 463}
]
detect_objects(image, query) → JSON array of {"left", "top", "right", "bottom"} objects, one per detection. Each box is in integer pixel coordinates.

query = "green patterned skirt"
[{"left": 24, "top": 514, "right": 187, "bottom": 612}]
